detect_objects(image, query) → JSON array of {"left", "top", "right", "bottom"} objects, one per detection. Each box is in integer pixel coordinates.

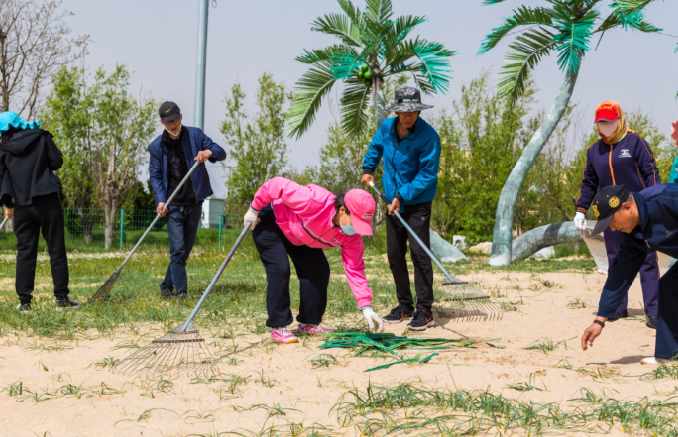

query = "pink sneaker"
[
  {"left": 297, "top": 323, "right": 333, "bottom": 335},
  {"left": 271, "top": 327, "right": 299, "bottom": 345}
]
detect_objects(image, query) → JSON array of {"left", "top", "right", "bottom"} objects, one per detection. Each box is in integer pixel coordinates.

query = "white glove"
[
  {"left": 574, "top": 211, "right": 586, "bottom": 231},
  {"left": 243, "top": 207, "right": 260, "bottom": 230},
  {"left": 361, "top": 306, "right": 384, "bottom": 333}
]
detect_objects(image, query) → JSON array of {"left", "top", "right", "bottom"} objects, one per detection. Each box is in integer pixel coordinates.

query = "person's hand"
[
  {"left": 671, "top": 118, "right": 678, "bottom": 147},
  {"left": 195, "top": 150, "right": 213, "bottom": 163},
  {"left": 361, "top": 307, "right": 384, "bottom": 333},
  {"left": 243, "top": 207, "right": 260, "bottom": 230},
  {"left": 361, "top": 174, "right": 374, "bottom": 187},
  {"left": 574, "top": 211, "right": 586, "bottom": 231},
  {"left": 5, "top": 208, "right": 13, "bottom": 220},
  {"left": 387, "top": 197, "right": 400, "bottom": 216},
  {"left": 157, "top": 202, "right": 167, "bottom": 216},
  {"left": 581, "top": 322, "right": 604, "bottom": 351}
]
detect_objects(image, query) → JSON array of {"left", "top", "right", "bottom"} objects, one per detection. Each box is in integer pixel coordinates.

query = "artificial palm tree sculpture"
[
  {"left": 480, "top": 0, "right": 662, "bottom": 266},
  {"left": 285, "top": 0, "right": 455, "bottom": 140}
]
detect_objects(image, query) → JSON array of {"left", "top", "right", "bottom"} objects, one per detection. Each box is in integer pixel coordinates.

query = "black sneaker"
[
  {"left": 56, "top": 297, "right": 81, "bottom": 311},
  {"left": 647, "top": 316, "right": 658, "bottom": 329},
  {"left": 607, "top": 311, "right": 628, "bottom": 322},
  {"left": 16, "top": 303, "right": 31, "bottom": 314},
  {"left": 175, "top": 291, "right": 187, "bottom": 300},
  {"left": 161, "top": 288, "right": 174, "bottom": 299},
  {"left": 382, "top": 305, "right": 413, "bottom": 324},
  {"left": 408, "top": 308, "right": 435, "bottom": 331}
]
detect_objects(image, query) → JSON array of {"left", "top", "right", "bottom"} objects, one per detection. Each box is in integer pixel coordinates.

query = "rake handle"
[
  {"left": 181, "top": 221, "right": 252, "bottom": 331},
  {"left": 0, "top": 217, "right": 7, "bottom": 232},
  {"left": 118, "top": 161, "right": 201, "bottom": 270},
  {"left": 368, "top": 181, "right": 462, "bottom": 284}
]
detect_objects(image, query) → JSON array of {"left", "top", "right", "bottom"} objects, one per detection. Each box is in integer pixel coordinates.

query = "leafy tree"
[
  {"left": 285, "top": 0, "right": 455, "bottom": 140},
  {"left": 479, "top": 0, "right": 662, "bottom": 265},
  {"left": 220, "top": 73, "right": 288, "bottom": 207},
  {"left": 42, "top": 65, "right": 157, "bottom": 248}
]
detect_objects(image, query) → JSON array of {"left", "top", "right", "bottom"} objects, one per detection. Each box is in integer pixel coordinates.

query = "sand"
[{"left": 0, "top": 270, "right": 670, "bottom": 436}]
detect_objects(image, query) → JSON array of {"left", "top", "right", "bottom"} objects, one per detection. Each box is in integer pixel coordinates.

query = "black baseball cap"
[
  {"left": 159, "top": 101, "right": 181, "bottom": 122},
  {"left": 591, "top": 185, "right": 630, "bottom": 234}
]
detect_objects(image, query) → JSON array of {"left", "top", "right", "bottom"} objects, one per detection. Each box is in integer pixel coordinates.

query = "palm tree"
[
  {"left": 285, "top": 0, "right": 455, "bottom": 140},
  {"left": 480, "top": 0, "right": 662, "bottom": 266}
]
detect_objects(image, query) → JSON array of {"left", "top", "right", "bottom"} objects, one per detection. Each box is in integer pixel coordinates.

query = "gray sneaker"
[{"left": 56, "top": 297, "right": 81, "bottom": 311}]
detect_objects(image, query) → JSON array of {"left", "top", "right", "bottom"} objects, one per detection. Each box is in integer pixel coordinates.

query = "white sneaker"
[{"left": 640, "top": 357, "right": 668, "bottom": 365}]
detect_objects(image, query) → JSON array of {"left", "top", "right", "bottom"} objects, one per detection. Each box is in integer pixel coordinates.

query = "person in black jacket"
[{"left": 0, "top": 112, "right": 79, "bottom": 313}]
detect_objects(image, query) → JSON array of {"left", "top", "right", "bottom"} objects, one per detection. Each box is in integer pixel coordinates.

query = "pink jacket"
[{"left": 251, "top": 177, "right": 373, "bottom": 308}]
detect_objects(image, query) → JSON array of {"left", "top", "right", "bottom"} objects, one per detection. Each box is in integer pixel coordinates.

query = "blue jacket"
[
  {"left": 576, "top": 133, "right": 659, "bottom": 214},
  {"left": 597, "top": 184, "right": 678, "bottom": 318},
  {"left": 362, "top": 116, "right": 441, "bottom": 210},
  {"left": 148, "top": 126, "right": 226, "bottom": 206}
]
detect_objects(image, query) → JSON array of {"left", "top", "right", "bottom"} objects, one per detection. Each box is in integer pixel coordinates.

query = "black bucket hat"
[{"left": 385, "top": 87, "right": 433, "bottom": 113}]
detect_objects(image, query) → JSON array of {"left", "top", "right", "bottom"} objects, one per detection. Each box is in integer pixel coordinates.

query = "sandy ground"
[{"left": 0, "top": 270, "right": 670, "bottom": 436}]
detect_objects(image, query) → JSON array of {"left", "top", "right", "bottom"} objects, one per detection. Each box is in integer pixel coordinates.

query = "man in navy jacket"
[
  {"left": 361, "top": 87, "right": 441, "bottom": 331},
  {"left": 148, "top": 102, "right": 226, "bottom": 298},
  {"left": 581, "top": 184, "right": 678, "bottom": 364}
]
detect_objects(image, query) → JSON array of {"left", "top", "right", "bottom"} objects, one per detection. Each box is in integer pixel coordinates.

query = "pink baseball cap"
[{"left": 344, "top": 189, "right": 376, "bottom": 236}]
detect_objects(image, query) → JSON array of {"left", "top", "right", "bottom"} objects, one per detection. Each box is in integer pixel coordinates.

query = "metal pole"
[
  {"left": 120, "top": 209, "right": 124, "bottom": 251},
  {"left": 193, "top": 0, "right": 209, "bottom": 130},
  {"left": 218, "top": 213, "right": 222, "bottom": 251}
]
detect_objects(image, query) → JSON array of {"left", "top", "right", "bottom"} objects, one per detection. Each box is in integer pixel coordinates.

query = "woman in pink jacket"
[{"left": 244, "top": 177, "right": 384, "bottom": 344}]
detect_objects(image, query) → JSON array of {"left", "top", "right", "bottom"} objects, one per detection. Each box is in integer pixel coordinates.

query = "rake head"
[
  {"left": 111, "top": 323, "right": 220, "bottom": 379},
  {"left": 440, "top": 282, "right": 503, "bottom": 322},
  {"left": 89, "top": 269, "right": 121, "bottom": 302}
]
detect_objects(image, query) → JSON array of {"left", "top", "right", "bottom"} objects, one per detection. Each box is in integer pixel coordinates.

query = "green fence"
[{"left": 0, "top": 207, "right": 241, "bottom": 252}]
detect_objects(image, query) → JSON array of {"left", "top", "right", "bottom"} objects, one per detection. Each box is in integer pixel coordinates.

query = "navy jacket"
[
  {"left": 148, "top": 126, "right": 226, "bottom": 206},
  {"left": 576, "top": 133, "right": 659, "bottom": 214},
  {"left": 362, "top": 116, "right": 441, "bottom": 210},
  {"left": 597, "top": 184, "right": 678, "bottom": 318}
]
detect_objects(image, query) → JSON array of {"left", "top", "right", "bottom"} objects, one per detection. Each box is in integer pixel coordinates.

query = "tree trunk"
[
  {"left": 372, "top": 69, "right": 386, "bottom": 131},
  {"left": 489, "top": 70, "right": 578, "bottom": 266},
  {"left": 511, "top": 221, "right": 581, "bottom": 263},
  {"left": 103, "top": 204, "right": 117, "bottom": 250},
  {"left": 78, "top": 208, "right": 93, "bottom": 245}
]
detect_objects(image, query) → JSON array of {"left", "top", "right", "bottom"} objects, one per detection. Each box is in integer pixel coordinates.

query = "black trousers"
[
  {"left": 251, "top": 205, "right": 330, "bottom": 328},
  {"left": 386, "top": 207, "right": 434, "bottom": 311},
  {"left": 13, "top": 193, "right": 69, "bottom": 303}
]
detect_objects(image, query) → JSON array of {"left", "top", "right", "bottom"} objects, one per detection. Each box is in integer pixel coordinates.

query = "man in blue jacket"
[
  {"left": 581, "top": 184, "right": 678, "bottom": 364},
  {"left": 148, "top": 101, "right": 226, "bottom": 298},
  {"left": 361, "top": 87, "right": 441, "bottom": 331}
]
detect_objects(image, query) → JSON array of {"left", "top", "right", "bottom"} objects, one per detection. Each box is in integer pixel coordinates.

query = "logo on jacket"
[{"left": 619, "top": 149, "right": 632, "bottom": 158}]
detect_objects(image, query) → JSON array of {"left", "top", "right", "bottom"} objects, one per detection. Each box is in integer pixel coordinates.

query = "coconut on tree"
[
  {"left": 479, "top": 0, "right": 662, "bottom": 266},
  {"left": 285, "top": 0, "right": 455, "bottom": 140}
]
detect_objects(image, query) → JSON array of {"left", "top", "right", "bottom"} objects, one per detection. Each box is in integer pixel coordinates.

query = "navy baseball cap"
[
  {"left": 591, "top": 185, "right": 630, "bottom": 234},
  {"left": 159, "top": 101, "right": 181, "bottom": 122}
]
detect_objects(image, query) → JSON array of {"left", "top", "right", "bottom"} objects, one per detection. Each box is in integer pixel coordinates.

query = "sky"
[{"left": 58, "top": 0, "right": 678, "bottom": 197}]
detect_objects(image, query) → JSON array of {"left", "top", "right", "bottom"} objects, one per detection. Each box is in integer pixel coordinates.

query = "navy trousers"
[
  {"left": 655, "top": 263, "right": 678, "bottom": 359},
  {"left": 605, "top": 227, "right": 659, "bottom": 317},
  {"left": 251, "top": 205, "right": 330, "bottom": 328},
  {"left": 161, "top": 203, "right": 202, "bottom": 294}
]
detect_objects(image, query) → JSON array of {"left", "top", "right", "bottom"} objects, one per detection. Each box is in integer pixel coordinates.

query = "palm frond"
[
  {"left": 382, "top": 15, "right": 427, "bottom": 62},
  {"left": 610, "top": 1, "right": 661, "bottom": 32},
  {"left": 337, "top": 0, "right": 367, "bottom": 33},
  {"left": 595, "top": 12, "right": 622, "bottom": 34},
  {"left": 295, "top": 45, "right": 353, "bottom": 64},
  {"left": 611, "top": 0, "right": 658, "bottom": 15},
  {"left": 311, "top": 13, "right": 363, "bottom": 47},
  {"left": 483, "top": 0, "right": 510, "bottom": 4},
  {"left": 397, "top": 38, "right": 455, "bottom": 94},
  {"left": 328, "top": 48, "right": 371, "bottom": 80},
  {"left": 478, "top": 5, "right": 553, "bottom": 55},
  {"left": 365, "top": 0, "right": 393, "bottom": 25},
  {"left": 497, "top": 27, "right": 557, "bottom": 102},
  {"left": 340, "top": 81, "right": 372, "bottom": 139},
  {"left": 551, "top": 14, "right": 596, "bottom": 74},
  {"left": 285, "top": 62, "right": 336, "bottom": 139}
]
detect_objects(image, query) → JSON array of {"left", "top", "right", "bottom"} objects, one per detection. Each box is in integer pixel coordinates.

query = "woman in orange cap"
[{"left": 575, "top": 101, "right": 660, "bottom": 328}]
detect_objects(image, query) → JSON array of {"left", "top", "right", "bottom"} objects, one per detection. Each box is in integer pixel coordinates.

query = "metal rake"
[
  {"left": 111, "top": 222, "right": 252, "bottom": 378},
  {"left": 90, "top": 161, "right": 200, "bottom": 302},
  {"left": 369, "top": 182, "right": 502, "bottom": 322},
  {"left": 0, "top": 217, "right": 7, "bottom": 231}
]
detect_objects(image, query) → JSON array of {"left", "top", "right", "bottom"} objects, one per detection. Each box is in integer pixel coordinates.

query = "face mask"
[
  {"left": 166, "top": 123, "right": 182, "bottom": 138},
  {"left": 340, "top": 212, "right": 357, "bottom": 236},
  {"left": 597, "top": 121, "right": 617, "bottom": 138}
]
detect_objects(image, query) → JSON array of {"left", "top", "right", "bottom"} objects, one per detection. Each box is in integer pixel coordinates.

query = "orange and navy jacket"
[{"left": 576, "top": 133, "right": 660, "bottom": 214}]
